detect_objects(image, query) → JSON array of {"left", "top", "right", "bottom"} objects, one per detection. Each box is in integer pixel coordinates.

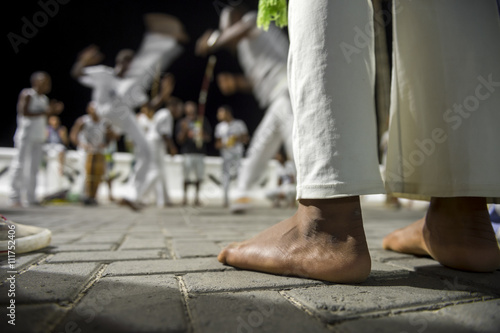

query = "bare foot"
[
  {"left": 218, "top": 196, "right": 371, "bottom": 283},
  {"left": 383, "top": 197, "right": 500, "bottom": 272}
]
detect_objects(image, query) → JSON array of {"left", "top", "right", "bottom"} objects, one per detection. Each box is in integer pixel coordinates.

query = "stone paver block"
[
  {"left": 189, "top": 290, "right": 328, "bottom": 333},
  {"left": 0, "top": 263, "right": 99, "bottom": 304},
  {"left": 172, "top": 240, "right": 221, "bottom": 258},
  {"left": 385, "top": 258, "right": 500, "bottom": 294},
  {"left": 49, "top": 243, "right": 115, "bottom": 252},
  {"left": 117, "top": 237, "right": 167, "bottom": 250},
  {"left": 56, "top": 275, "right": 187, "bottom": 333},
  {"left": 74, "top": 234, "right": 126, "bottom": 244},
  {"left": 332, "top": 299, "right": 500, "bottom": 333},
  {"left": 105, "top": 257, "right": 233, "bottom": 276},
  {"left": 183, "top": 270, "right": 323, "bottom": 294},
  {"left": 283, "top": 274, "right": 489, "bottom": 324},
  {"left": 47, "top": 250, "right": 169, "bottom": 263},
  {"left": 0, "top": 303, "right": 66, "bottom": 333}
]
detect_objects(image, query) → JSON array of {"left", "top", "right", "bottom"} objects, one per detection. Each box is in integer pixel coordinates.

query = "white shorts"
[{"left": 183, "top": 154, "right": 205, "bottom": 182}]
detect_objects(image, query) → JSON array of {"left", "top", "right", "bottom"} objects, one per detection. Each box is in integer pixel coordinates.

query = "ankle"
[{"left": 297, "top": 196, "right": 364, "bottom": 235}]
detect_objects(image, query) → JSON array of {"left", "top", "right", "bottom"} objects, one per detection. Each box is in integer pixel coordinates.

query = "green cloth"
[{"left": 257, "top": 0, "right": 288, "bottom": 30}]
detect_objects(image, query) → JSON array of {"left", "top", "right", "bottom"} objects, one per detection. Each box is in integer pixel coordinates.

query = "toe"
[{"left": 217, "top": 242, "right": 240, "bottom": 264}]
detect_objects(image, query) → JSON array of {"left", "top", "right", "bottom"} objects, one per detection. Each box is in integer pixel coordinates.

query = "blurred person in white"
[
  {"left": 70, "top": 102, "right": 114, "bottom": 206},
  {"left": 218, "top": 0, "right": 500, "bottom": 283},
  {"left": 9, "top": 71, "right": 64, "bottom": 207},
  {"left": 214, "top": 104, "right": 249, "bottom": 208},
  {"left": 137, "top": 74, "right": 183, "bottom": 207},
  {"left": 196, "top": 2, "right": 293, "bottom": 214},
  {"left": 266, "top": 149, "right": 296, "bottom": 209},
  {"left": 71, "top": 13, "right": 187, "bottom": 210}
]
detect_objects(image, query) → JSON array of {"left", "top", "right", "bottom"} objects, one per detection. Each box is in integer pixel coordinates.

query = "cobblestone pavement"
[{"left": 1, "top": 201, "right": 499, "bottom": 333}]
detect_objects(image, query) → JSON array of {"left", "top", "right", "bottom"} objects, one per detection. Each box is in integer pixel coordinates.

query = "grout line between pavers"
[
  {"left": 176, "top": 276, "right": 196, "bottom": 333},
  {"left": 46, "top": 263, "right": 110, "bottom": 332},
  {"left": 182, "top": 282, "right": 325, "bottom": 296},
  {"left": 279, "top": 290, "right": 332, "bottom": 328},
  {"left": 106, "top": 267, "right": 235, "bottom": 277}
]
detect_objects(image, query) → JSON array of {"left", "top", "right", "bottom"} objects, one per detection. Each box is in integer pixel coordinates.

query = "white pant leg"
[
  {"left": 119, "top": 112, "right": 154, "bottom": 201},
  {"left": 153, "top": 142, "right": 169, "bottom": 207},
  {"left": 222, "top": 151, "right": 242, "bottom": 205},
  {"left": 9, "top": 138, "right": 28, "bottom": 203},
  {"left": 236, "top": 94, "right": 292, "bottom": 197},
  {"left": 26, "top": 141, "right": 44, "bottom": 204},
  {"left": 385, "top": 0, "right": 500, "bottom": 200},
  {"left": 288, "top": 0, "right": 385, "bottom": 199}
]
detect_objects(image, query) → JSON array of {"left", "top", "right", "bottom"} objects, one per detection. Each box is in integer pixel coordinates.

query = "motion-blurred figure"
[
  {"left": 71, "top": 13, "right": 187, "bottom": 210},
  {"left": 196, "top": 3, "right": 293, "bottom": 213}
]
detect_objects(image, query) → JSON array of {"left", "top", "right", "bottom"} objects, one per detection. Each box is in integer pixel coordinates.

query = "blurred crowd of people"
[{"left": 5, "top": 4, "right": 298, "bottom": 213}]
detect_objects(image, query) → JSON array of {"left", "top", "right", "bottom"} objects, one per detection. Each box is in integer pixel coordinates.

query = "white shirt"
[
  {"left": 80, "top": 114, "right": 109, "bottom": 154},
  {"left": 237, "top": 11, "right": 289, "bottom": 108},
  {"left": 215, "top": 119, "right": 248, "bottom": 157},
  {"left": 15, "top": 88, "right": 49, "bottom": 142},
  {"left": 137, "top": 108, "right": 173, "bottom": 146}
]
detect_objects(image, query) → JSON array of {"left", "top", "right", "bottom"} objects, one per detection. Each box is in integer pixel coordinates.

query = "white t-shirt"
[
  {"left": 15, "top": 88, "right": 49, "bottom": 142},
  {"left": 237, "top": 11, "right": 289, "bottom": 108},
  {"left": 137, "top": 108, "right": 173, "bottom": 146},
  {"left": 80, "top": 114, "right": 109, "bottom": 154},
  {"left": 215, "top": 119, "right": 248, "bottom": 157}
]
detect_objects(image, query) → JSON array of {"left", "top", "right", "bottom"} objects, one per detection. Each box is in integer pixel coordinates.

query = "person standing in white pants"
[
  {"left": 10, "top": 71, "right": 64, "bottom": 207},
  {"left": 218, "top": 0, "right": 500, "bottom": 283},
  {"left": 214, "top": 105, "right": 249, "bottom": 208},
  {"left": 71, "top": 13, "right": 187, "bottom": 210},
  {"left": 136, "top": 82, "right": 180, "bottom": 208},
  {"left": 195, "top": 4, "right": 294, "bottom": 213}
]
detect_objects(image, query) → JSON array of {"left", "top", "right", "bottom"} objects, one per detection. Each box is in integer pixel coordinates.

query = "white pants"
[
  {"left": 9, "top": 138, "right": 44, "bottom": 204},
  {"left": 221, "top": 150, "right": 243, "bottom": 205},
  {"left": 236, "top": 92, "right": 294, "bottom": 198},
  {"left": 288, "top": 0, "right": 500, "bottom": 201},
  {"left": 142, "top": 140, "right": 170, "bottom": 207}
]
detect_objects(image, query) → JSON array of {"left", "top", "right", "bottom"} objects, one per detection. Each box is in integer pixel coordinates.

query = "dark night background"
[{"left": 4, "top": 0, "right": 262, "bottom": 156}]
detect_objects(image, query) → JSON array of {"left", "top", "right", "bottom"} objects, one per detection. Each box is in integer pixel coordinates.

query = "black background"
[{"left": 4, "top": 0, "right": 262, "bottom": 156}]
